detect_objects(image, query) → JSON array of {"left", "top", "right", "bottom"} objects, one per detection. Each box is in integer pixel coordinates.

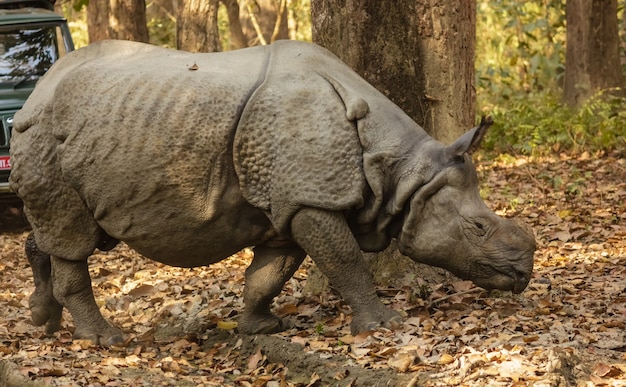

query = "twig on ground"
[{"left": 428, "top": 287, "right": 485, "bottom": 308}]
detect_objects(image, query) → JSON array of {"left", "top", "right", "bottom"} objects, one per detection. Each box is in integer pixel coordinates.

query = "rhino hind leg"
[
  {"left": 239, "top": 245, "right": 307, "bottom": 334},
  {"left": 25, "top": 232, "right": 62, "bottom": 334},
  {"left": 290, "top": 208, "right": 403, "bottom": 334},
  {"left": 49, "top": 256, "right": 123, "bottom": 346}
]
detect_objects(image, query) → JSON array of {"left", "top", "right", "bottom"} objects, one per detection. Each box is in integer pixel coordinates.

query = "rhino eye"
[{"left": 474, "top": 221, "right": 487, "bottom": 236}]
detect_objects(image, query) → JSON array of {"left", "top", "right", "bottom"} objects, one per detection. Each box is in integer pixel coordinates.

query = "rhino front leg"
[
  {"left": 239, "top": 245, "right": 307, "bottom": 334},
  {"left": 25, "top": 232, "right": 62, "bottom": 335},
  {"left": 291, "top": 208, "right": 402, "bottom": 334},
  {"left": 50, "top": 256, "right": 124, "bottom": 346}
]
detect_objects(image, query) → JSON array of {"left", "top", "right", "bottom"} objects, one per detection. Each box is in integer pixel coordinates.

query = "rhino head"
[{"left": 394, "top": 117, "right": 536, "bottom": 293}]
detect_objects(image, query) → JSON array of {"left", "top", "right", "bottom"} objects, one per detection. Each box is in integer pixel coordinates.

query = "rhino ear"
[{"left": 447, "top": 116, "right": 493, "bottom": 157}]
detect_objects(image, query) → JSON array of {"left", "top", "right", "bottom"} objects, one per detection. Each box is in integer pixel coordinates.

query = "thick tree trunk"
[
  {"left": 620, "top": 0, "right": 626, "bottom": 74},
  {"left": 109, "top": 0, "right": 149, "bottom": 42},
  {"left": 177, "top": 0, "right": 222, "bottom": 52},
  {"left": 87, "top": 0, "right": 149, "bottom": 43},
  {"left": 564, "top": 0, "right": 624, "bottom": 107},
  {"left": 87, "top": 1, "right": 111, "bottom": 43},
  {"left": 308, "top": 0, "right": 475, "bottom": 294},
  {"left": 311, "top": 0, "right": 475, "bottom": 143}
]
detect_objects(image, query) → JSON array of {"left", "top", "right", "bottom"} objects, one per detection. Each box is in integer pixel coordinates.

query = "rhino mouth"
[
  {"left": 510, "top": 272, "right": 531, "bottom": 294},
  {"left": 471, "top": 266, "right": 531, "bottom": 294}
]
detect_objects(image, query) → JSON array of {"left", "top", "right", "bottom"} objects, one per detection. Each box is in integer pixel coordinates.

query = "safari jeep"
[{"left": 0, "top": 0, "right": 74, "bottom": 202}]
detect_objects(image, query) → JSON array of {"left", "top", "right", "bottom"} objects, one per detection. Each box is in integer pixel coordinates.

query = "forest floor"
[{"left": 1, "top": 150, "right": 625, "bottom": 386}]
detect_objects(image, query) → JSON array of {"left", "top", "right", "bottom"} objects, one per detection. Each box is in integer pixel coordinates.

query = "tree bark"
[
  {"left": 222, "top": 0, "right": 249, "bottom": 49},
  {"left": 620, "top": 0, "right": 626, "bottom": 73},
  {"left": 110, "top": 0, "right": 149, "bottom": 42},
  {"left": 87, "top": 0, "right": 149, "bottom": 43},
  {"left": 177, "top": 0, "right": 222, "bottom": 52},
  {"left": 311, "top": 0, "right": 475, "bottom": 143},
  {"left": 87, "top": 1, "right": 111, "bottom": 43},
  {"left": 564, "top": 0, "right": 624, "bottom": 107}
]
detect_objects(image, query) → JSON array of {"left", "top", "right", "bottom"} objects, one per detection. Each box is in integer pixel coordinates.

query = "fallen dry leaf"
[
  {"left": 247, "top": 348, "right": 264, "bottom": 371},
  {"left": 388, "top": 353, "right": 416, "bottom": 372},
  {"left": 594, "top": 362, "right": 623, "bottom": 378}
]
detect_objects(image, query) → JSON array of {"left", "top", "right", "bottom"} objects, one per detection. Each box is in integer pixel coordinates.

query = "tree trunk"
[
  {"left": 177, "top": 0, "right": 222, "bottom": 52},
  {"left": 222, "top": 0, "right": 249, "bottom": 49},
  {"left": 311, "top": 0, "right": 475, "bottom": 143},
  {"left": 307, "top": 0, "right": 475, "bottom": 295},
  {"left": 620, "top": 0, "right": 626, "bottom": 74},
  {"left": 87, "top": 0, "right": 149, "bottom": 43},
  {"left": 87, "top": 1, "right": 111, "bottom": 43},
  {"left": 564, "top": 0, "right": 624, "bottom": 107}
]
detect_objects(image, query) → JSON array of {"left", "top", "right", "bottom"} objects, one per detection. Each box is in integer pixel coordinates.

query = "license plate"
[{"left": 0, "top": 155, "right": 10, "bottom": 171}]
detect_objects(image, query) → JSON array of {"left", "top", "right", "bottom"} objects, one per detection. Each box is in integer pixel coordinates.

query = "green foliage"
[
  {"left": 147, "top": 7, "right": 176, "bottom": 48},
  {"left": 476, "top": 0, "right": 566, "bottom": 96},
  {"left": 288, "top": 0, "right": 312, "bottom": 42},
  {"left": 480, "top": 89, "right": 626, "bottom": 156},
  {"left": 477, "top": 0, "right": 626, "bottom": 157},
  {"left": 59, "top": 3, "right": 88, "bottom": 48},
  {"left": 71, "top": 0, "right": 89, "bottom": 12}
]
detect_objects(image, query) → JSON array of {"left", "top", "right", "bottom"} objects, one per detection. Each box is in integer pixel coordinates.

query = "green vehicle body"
[{"left": 0, "top": 0, "right": 74, "bottom": 201}]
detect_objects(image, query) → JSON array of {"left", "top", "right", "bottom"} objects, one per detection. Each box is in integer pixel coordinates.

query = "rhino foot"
[
  {"left": 238, "top": 313, "right": 285, "bottom": 334},
  {"left": 73, "top": 324, "right": 125, "bottom": 347},
  {"left": 25, "top": 233, "right": 64, "bottom": 335},
  {"left": 350, "top": 307, "right": 403, "bottom": 335},
  {"left": 29, "top": 283, "right": 63, "bottom": 335}
]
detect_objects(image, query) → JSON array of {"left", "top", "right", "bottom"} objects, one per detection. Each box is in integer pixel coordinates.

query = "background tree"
[
  {"left": 85, "top": 0, "right": 108, "bottom": 42},
  {"left": 619, "top": 0, "right": 626, "bottom": 81},
  {"left": 176, "top": 0, "right": 221, "bottom": 52},
  {"left": 86, "top": 0, "right": 149, "bottom": 43},
  {"left": 238, "top": 0, "right": 288, "bottom": 46},
  {"left": 221, "top": 0, "right": 248, "bottom": 49},
  {"left": 174, "top": 0, "right": 289, "bottom": 52},
  {"left": 311, "top": 0, "right": 475, "bottom": 143},
  {"left": 564, "top": 0, "right": 624, "bottom": 107}
]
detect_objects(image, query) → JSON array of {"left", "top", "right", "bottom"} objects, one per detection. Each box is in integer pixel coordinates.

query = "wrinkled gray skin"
[{"left": 10, "top": 40, "right": 536, "bottom": 346}]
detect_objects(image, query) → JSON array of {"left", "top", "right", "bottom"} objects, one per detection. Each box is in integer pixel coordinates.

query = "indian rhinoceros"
[{"left": 9, "top": 40, "right": 536, "bottom": 346}]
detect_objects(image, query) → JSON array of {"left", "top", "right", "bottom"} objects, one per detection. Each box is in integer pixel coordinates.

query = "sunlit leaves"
[{"left": 476, "top": 0, "right": 566, "bottom": 95}]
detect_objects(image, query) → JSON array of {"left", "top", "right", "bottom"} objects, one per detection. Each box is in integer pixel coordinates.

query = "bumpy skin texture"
[{"left": 10, "top": 40, "right": 536, "bottom": 345}]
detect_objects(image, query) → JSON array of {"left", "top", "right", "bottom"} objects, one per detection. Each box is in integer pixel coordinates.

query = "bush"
[
  {"left": 476, "top": 0, "right": 625, "bottom": 158},
  {"left": 478, "top": 89, "right": 626, "bottom": 157}
]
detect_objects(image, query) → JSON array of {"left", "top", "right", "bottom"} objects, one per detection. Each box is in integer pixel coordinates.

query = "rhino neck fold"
[{"left": 352, "top": 103, "right": 443, "bottom": 252}]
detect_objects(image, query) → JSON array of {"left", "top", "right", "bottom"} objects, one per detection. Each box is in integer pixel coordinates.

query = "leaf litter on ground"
[{"left": 0, "top": 150, "right": 625, "bottom": 386}]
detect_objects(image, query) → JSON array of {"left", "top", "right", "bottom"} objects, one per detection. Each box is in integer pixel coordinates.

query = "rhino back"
[
  {"left": 11, "top": 41, "right": 276, "bottom": 264},
  {"left": 233, "top": 41, "right": 431, "bottom": 238}
]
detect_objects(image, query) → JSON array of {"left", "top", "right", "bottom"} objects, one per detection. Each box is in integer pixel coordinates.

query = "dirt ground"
[{"left": 1, "top": 152, "right": 625, "bottom": 386}]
